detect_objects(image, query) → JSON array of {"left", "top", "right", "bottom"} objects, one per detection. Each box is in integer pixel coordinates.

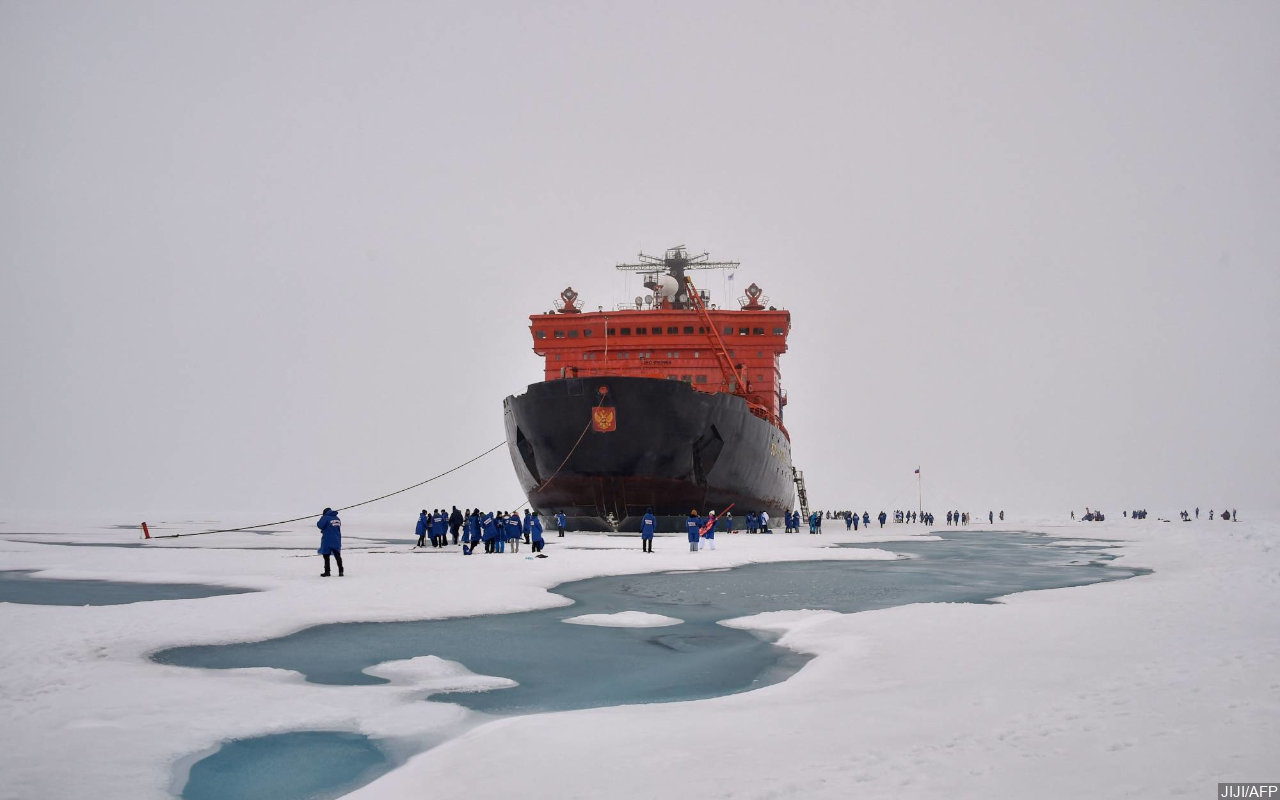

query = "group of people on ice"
[{"left": 416, "top": 507, "right": 567, "bottom": 555}]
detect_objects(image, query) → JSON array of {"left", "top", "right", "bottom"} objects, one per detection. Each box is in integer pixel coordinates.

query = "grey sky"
[{"left": 3, "top": 1, "right": 1277, "bottom": 522}]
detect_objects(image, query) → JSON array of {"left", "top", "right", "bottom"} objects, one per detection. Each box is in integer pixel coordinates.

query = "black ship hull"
[{"left": 504, "top": 377, "right": 794, "bottom": 532}]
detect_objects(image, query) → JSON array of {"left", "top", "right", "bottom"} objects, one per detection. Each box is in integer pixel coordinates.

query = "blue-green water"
[
  {"left": 182, "top": 731, "right": 388, "bottom": 800},
  {"left": 166, "top": 531, "right": 1144, "bottom": 800},
  {"left": 0, "top": 569, "right": 255, "bottom": 605}
]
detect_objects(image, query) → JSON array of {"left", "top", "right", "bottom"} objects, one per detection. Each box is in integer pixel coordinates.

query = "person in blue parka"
[
  {"left": 556, "top": 511, "right": 567, "bottom": 537},
  {"left": 530, "top": 512, "right": 545, "bottom": 554},
  {"left": 702, "top": 510, "right": 718, "bottom": 550},
  {"left": 686, "top": 509, "right": 701, "bottom": 553},
  {"left": 506, "top": 512, "right": 523, "bottom": 553},
  {"left": 481, "top": 510, "right": 498, "bottom": 553},
  {"left": 845, "top": 512, "right": 853, "bottom": 531},
  {"left": 640, "top": 507, "right": 657, "bottom": 552},
  {"left": 414, "top": 510, "right": 429, "bottom": 548},
  {"left": 317, "top": 508, "right": 343, "bottom": 577}
]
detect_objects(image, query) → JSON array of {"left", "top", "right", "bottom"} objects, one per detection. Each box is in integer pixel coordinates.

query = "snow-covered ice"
[
  {"left": 1, "top": 513, "right": 1276, "bottom": 799},
  {"left": 562, "top": 611, "right": 683, "bottom": 627}
]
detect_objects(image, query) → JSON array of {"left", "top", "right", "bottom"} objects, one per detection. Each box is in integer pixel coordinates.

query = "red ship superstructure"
[{"left": 504, "top": 246, "right": 797, "bottom": 531}]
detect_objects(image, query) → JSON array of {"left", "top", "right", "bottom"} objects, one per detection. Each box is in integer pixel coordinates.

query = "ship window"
[
  {"left": 683, "top": 326, "right": 694, "bottom": 334},
  {"left": 723, "top": 327, "right": 732, "bottom": 335},
  {"left": 698, "top": 326, "right": 707, "bottom": 334},
  {"left": 758, "top": 351, "right": 764, "bottom": 358},
  {"left": 535, "top": 330, "right": 547, "bottom": 339},
  {"left": 667, "top": 375, "right": 678, "bottom": 380},
  {"left": 752, "top": 328, "right": 764, "bottom": 335},
  {"left": 738, "top": 328, "right": 749, "bottom": 336},
  {"left": 620, "top": 327, "right": 631, "bottom": 335},
  {"left": 583, "top": 329, "right": 593, "bottom": 337},
  {"left": 681, "top": 375, "right": 693, "bottom": 383},
  {"left": 773, "top": 327, "right": 784, "bottom": 335},
  {"left": 667, "top": 326, "right": 678, "bottom": 335},
  {"left": 607, "top": 327, "right": 616, "bottom": 336},
  {"left": 636, "top": 327, "right": 647, "bottom": 335},
  {"left": 584, "top": 353, "right": 594, "bottom": 360},
  {"left": 696, "top": 375, "right": 708, "bottom": 384},
  {"left": 693, "top": 351, "right": 699, "bottom": 358},
  {"left": 554, "top": 330, "right": 566, "bottom": 339},
  {"left": 568, "top": 330, "right": 580, "bottom": 338},
  {"left": 555, "top": 353, "right": 562, "bottom": 360}
]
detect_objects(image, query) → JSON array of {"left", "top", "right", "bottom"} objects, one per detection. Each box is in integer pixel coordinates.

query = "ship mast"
[{"left": 616, "top": 245, "right": 739, "bottom": 310}]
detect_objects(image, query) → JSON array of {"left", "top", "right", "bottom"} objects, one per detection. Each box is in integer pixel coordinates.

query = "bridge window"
[
  {"left": 607, "top": 327, "right": 616, "bottom": 336},
  {"left": 738, "top": 328, "right": 749, "bottom": 336},
  {"left": 752, "top": 327, "right": 764, "bottom": 335},
  {"left": 683, "top": 326, "right": 694, "bottom": 334},
  {"left": 696, "top": 375, "right": 708, "bottom": 384},
  {"left": 554, "top": 330, "right": 565, "bottom": 339},
  {"left": 723, "top": 327, "right": 733, "bottom": 335},
  {"left": 681, "top": 375, "right": 693, "bottom": 383},
  {"left": 583, "top": 328, "right": 593, "bottom": 337},
  {"left": 535, "top": 330, "right": 547, "bottom": 339},
  {"left": 666, "top": 326, "right": 678, "bottom": 335},
  {"left": 568, "top": 330, "right": 579, "bottom": 338},
  {"left": 636, "top": 327, "right": 647, "bottom": 335},
  {"left": 620, "top": 327, "right": 631, "bottom": 335},
  {"left": 773, "top": 327, "right": 785, "bottom": 335}
]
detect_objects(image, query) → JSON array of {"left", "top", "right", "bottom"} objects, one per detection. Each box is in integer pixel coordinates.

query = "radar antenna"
[{"left": 615, "top": 246, "right": 739, "bottom": 309}]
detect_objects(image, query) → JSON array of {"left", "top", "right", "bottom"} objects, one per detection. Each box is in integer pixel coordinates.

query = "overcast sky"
[{"left": 3, "top": 1, "right": 1277, "bottom": 524}]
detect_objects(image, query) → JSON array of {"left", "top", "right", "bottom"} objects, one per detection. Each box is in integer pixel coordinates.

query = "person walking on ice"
[
  {"left": 317, "top": 507, "right": 344, "bottom": 577},
  {"left": 530, "top": 511, "right": 545, "bottom": 554},
  {"left": 686, "top": 509, "right": 701, "bottom": 553}
]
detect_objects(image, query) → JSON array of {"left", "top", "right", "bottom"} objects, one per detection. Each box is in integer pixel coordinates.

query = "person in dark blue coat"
[
  {"left": 702, "top": 510, "right": 718, "bottom": 550},
  {"left": 481, "top": 511, "right": 498, "bottom": 553},
  {"left": 845, "top": 512, "right": 853, "bottom": 531},
  {"left": 506, "top": 512, "right": 523, "bottom": 553},
  {"left": 433, "top": 509, "right": 449, "bottom": 548},
  {"left": 556, "top": 511, "right": 567, "bottom": 537},
  {"left": 640, "top": 507, "right": 657, "bottom": 552},
  {"left": 449, "top": 506, "right": 463, "bottom": 545},
  {"left": 522, "top": 509, "right": 533, "bottom": 544},
  {"left": 317, "top": 508, "right": 343, "bottom": 577},
  {"left": 414, "top": 510, "right": 429, "bottom": 548},
  {"left": 530, "top": 512, "right": 545, "bottom": 553},
  {"left": 686, "top": 509, "right": 701, "bottom": 553}
]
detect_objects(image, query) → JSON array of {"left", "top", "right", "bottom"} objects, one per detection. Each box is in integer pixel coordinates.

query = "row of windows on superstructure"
[
  {"left": 537, "top": 326, "right": 785, "bottom": 339},
  {"left": 562, "top": 350, "right": 777, "bottom": 361}
]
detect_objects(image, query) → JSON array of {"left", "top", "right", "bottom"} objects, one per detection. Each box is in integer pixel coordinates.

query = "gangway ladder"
[{"left": 792, "top": 466, "right": 810, "bottom": 520}]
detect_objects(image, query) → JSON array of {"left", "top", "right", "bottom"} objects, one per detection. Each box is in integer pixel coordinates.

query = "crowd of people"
[
  {"left": 310, "top": 504, "right": 1027, "bottom": 575},
  {"left": 1071, "top": 507, "right": 1240, "bottom": 522}
]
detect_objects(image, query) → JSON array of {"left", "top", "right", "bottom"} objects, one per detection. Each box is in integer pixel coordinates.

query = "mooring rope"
[
  {"left": 509, "top": 395, "right": 605, "bottom": 512},
  {"left": 149, "top": 441, "right": 507, "bottom": 539}
]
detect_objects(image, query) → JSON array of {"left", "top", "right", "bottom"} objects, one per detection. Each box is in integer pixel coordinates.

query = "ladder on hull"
[{"left": 793, "top": 467, "right": 810, "bottom": 519}]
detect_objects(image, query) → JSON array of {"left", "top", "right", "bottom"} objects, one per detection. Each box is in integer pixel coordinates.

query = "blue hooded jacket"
[
  {"left": 481, "top": 512, "right": 497, "bottom": 541},
  {"left": 641, "top": 512, "right": 657, "bottom": 538},
  {"left": 505, "top": 515, "right": 522, "bottom": 540},
  {"left": 317, "top": 509, "right": 342, "bottom": 554},
  {"left": 415, "top": 512, "right": 429, "bottom": 537},
  {"left": 685, "top": 515, "right": 701, "bottom": 543},
  {"left": 530, "top": 516, "right": 544, "bottom": 542}
]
